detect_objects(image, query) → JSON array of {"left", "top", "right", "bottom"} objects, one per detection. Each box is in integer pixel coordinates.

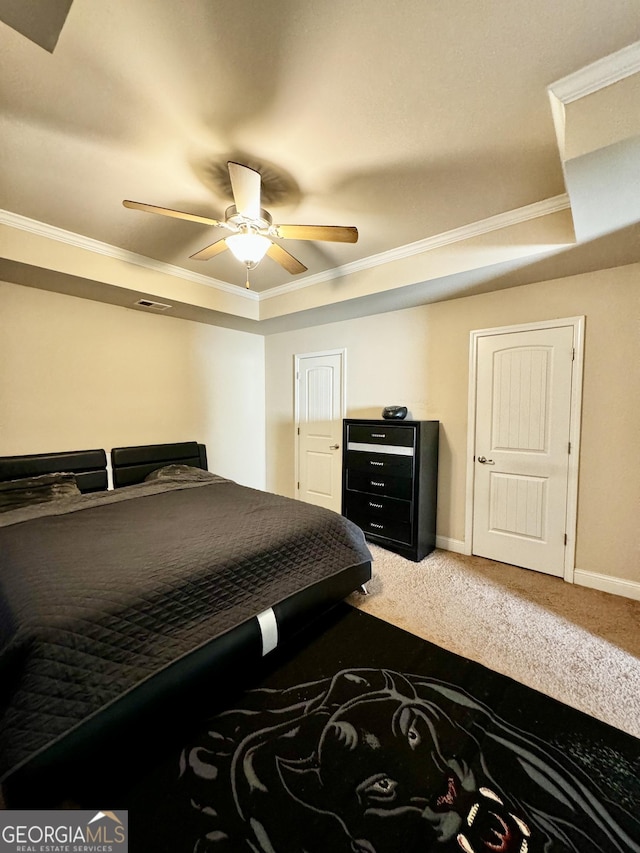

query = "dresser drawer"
[
  {"left": 345, "top": 450, "right": 413, "bottom": 478},
  {"left": 345, "top": 492, "right": 411, "bottom": 523},
  {"left": 347, "top": 423, "right": 415, "bottom": 447},
  {"left": 345, "top": 469, "right": 413, "bottom": 500},
  {"left": 347, "top": 510, "right": 413, "bottom": 545},
  {"left": 343, "top": 419, "right": 439, "bottom": 561}
]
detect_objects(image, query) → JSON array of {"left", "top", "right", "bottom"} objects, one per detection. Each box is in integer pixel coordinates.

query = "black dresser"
[{"left": 342, "top": 419, "right": 439, "bottom": 561}]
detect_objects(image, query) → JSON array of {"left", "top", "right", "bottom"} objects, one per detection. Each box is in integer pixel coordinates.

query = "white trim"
[
  {"left": 0, "top": 208, "right": 259, "bottom": 301},
  {"left": 464, "top": 333, "right": 478, "bottom": 557},
  {"left": 261, "top": 195, "right": 571, "bottom": 300},
  {"left": 574, "top": 569, "right": 640, "bottom": 602},
  {"left": 547, "top": 41, "right": 640, "bottom": 162},
  {"left": 548, "top": 40, "right": 640, "bottom": 105},
  {"left": 2, "top": 195, "right": 570, "bottom": 304},
  {"left": 435, "top": 536, "right": 466, "bottom": 554},
  {"left": 563, "top": 318, "right": 585, "bottom": 583},
  {"left": 465, "top": 317, "right": 585, "bottom": 581},
  {"left": 293, "top": 348, "right": 347, "bottom": 506}
]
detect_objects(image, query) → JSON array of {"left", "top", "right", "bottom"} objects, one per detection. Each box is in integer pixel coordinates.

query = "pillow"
[
  {"left": 144, "top": 464, "right": 222, "bottom": 483},
  {"left": 0, "top": 472, "right": 81, "bottom": 513}
]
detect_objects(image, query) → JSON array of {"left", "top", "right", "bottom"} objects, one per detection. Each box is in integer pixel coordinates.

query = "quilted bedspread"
[{"left": 0, "top": 479, "right": 371, "bottom": 781}]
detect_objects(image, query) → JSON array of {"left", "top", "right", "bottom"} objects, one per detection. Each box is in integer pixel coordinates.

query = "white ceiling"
[{"left": 1, "top": 0, "right": 639, "bottom": 330}]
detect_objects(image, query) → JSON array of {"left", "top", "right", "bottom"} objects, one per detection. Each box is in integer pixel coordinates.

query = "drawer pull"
[
  {"left": 370, "top": 481, "right": 385, "bottom": 487},
  {"left": 370, "top": 522, "right": 384, "bottom": 530},
  {"left": 370, "top": 461, "right": 384, "bottom": 467},
  {"left": 371, "top": 433, "right": 386, "bottom": 438},
  {"left": 369, "top": 502, "right": 383, "bottom": 509}
]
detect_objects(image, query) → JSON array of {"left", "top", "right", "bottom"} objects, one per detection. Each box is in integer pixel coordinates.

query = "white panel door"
[
  {"left": 472, "top": 326, "right": 574, "bottom": 576},
  {"left": 296, "top": 351, "right": 344, "bottom": 512}
]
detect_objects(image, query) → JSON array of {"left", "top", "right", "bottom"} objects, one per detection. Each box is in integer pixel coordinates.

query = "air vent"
[{"left": 135, "top": 299, "right": 172, "bottom": 311}]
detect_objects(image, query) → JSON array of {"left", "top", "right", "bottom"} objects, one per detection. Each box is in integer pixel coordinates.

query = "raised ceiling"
[{"left": 1, "top": 0, "right": 639, "bottom": 331}]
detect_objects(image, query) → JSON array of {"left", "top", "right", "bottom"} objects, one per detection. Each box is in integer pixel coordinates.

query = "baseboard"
[
  {"left": 433, "top": 544, "right": 640, "bottom": 601},
  {"left": 574, "top": 569, "right": 640, "bottom": 602},
  {"left": 435, "top": 536, "right": 466, "bottom": 554}
]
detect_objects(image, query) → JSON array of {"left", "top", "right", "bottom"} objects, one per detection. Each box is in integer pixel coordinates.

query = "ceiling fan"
[{"left": 123, "top": 161, "right": 358, "bottom": 288}]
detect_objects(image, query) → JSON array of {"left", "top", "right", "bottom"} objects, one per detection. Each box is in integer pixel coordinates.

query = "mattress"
[{"left": 0, "top": 476, "right": 371, "bottom": 784}]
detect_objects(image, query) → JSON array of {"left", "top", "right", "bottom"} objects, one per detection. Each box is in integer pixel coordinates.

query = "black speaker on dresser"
[{"left": 341, "top": 419, "right": 439, "bottom": 562}]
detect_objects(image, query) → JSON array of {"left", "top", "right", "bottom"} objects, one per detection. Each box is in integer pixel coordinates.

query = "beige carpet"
[{"left": 348, "top": 545, "right": 640, "bottom": 739}]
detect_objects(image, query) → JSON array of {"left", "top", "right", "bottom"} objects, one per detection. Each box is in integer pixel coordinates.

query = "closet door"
[
  {"left": 296, "top": 351, "right": 345, "bottom": 512},
  {"left": 472, "top": 326, "right": 575, "bottom": 576}
]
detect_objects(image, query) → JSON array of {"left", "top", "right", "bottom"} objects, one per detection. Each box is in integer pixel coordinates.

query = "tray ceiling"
[{"left": 1, "top": 0, "right": 639, "bottom": 330}]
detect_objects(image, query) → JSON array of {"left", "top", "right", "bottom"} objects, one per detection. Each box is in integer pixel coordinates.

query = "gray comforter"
[{"left": 0, "top": 479, "right": 370, "bottom": 781}]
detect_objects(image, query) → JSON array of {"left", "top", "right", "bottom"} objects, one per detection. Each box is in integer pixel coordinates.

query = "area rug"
[{"left": 84, "top": 605, "right": 640, "bottom": 851}]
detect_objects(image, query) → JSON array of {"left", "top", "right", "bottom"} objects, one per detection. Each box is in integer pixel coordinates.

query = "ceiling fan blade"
[
  {"left": 227, "top": 161, "right": 261, "bottom": 220},
  {"left": 274, "top": 224, "right": 358, "bottom": 243},
  {"left": 123, "top": 200, "right": 224, "bottom": 228},
  {"left": 190, "top": 238, "right": 229, "bottom": 261},
  {"left": 266, "top": 242, "right": 307, "bottom": 275}
]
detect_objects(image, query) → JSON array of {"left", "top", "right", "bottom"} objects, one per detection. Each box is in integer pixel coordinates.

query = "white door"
[
  {"left": 295, "top": 351, "right": 345, "bottom": 512},
  {"left": 472, "top": 326, "right": 575, "bottom": 576}
]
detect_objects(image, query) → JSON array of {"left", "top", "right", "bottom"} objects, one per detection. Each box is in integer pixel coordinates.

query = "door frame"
[
  {"left": 464, "top": 317, "right": 585, "bottom": 582},
  {"left": 294, "top": 348, "right": 347, "bottom": 502}
]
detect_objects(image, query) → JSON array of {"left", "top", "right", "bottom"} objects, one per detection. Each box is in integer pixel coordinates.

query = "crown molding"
[
  {"left": 0, "top": 209, "right": 259, "bottom": 302},
  {"left": 548, "top": 40, "right": 640, "bottom": 105},
  {"left": 1, "top": 195, "right": 570, "bottom": 305},
  {"left": 260, "top": 194, "right": 571, "bottom": 300}
]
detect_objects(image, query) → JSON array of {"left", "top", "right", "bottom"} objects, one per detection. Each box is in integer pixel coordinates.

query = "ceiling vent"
[{"left": 135, "top": 299, "right": 172, "bottom": 311}]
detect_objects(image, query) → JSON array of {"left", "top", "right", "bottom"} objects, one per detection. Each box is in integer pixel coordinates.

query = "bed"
[{"left": 0, "top": 441, "right": 371, "bottom": 799}]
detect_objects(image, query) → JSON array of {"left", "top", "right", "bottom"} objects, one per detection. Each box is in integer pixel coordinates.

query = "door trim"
[
  {"left": 294, "top": 348, "right": 347, "bottom": 501},
  {"left": 464, "top": 317, "right": 584, "bottom": 582}
]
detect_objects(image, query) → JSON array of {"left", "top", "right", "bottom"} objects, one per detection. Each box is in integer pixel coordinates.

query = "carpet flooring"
[{"left": 349, "top": 546, "right": 640, "bottom": 739}]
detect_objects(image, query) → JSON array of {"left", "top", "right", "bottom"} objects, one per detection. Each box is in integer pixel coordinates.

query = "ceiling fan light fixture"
[
  {"left": 226, "top": 232, "right": 271, "bottom": 267},
  {"left": 123, "top": 162, "right": 353, "bottom": 282}
]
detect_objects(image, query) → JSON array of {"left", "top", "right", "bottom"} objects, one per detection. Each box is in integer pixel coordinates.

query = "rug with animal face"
[{"left": 180, "top": 668, "right": 640, "bottom": 853}]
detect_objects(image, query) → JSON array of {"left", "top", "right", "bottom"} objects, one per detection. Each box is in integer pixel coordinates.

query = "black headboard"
[
  {"left": 0, "top": 449, "right": 108, "bottom": 493},
  {"left": 111, "top": 441, "right": 208, "bottom": 488}
]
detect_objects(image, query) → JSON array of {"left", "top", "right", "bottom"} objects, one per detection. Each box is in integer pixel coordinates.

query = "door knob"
[
  {"left": 477, "top": 455, "right": 495, "bottom": 464},
  {"left": 329, "top": 444, "right": 340, "bottom": 450}
]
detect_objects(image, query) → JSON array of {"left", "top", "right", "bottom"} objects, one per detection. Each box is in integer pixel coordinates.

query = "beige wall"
[
  {"left": 265, "top": 263, "right": 640, "bottom": 584},
  {"left": 0, "top": 282, "right": 266, "bottom": 488},
  {"left": 2, "top": 265, "right": 638, "bottom": 586}
]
